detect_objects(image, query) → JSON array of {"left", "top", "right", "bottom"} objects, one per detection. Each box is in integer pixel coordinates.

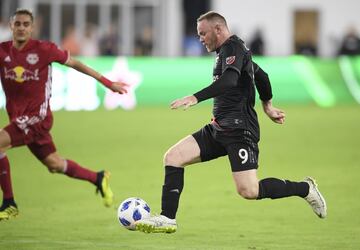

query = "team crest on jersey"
[
  {"left": 226, "top": 56, "right": 236, "bottom": 65},
  {"left": 26, "top": 53, "right": 39, "bottom": 65}
]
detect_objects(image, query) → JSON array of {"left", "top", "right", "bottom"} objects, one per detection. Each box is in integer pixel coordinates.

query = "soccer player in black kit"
[{"left": 135, "top": 11, "right": 327, "bottom": 233}]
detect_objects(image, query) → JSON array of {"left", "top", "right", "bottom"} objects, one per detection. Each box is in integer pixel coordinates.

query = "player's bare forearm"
[
  {"left": 262, "top": 100, "right": 286, "bottom": 124},
  {"left": 170, "top": 95, "right": 198, "bottom": 110},
  {"left": 65, "top": 57, "right": 129, "bottom": 94},
  {"left": 65, "top": 57, "right": 102, "bottom": 81}
]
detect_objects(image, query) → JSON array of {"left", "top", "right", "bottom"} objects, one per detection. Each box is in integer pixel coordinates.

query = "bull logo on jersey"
[
  {"left": 225, "top": 56, "right": 236, "bottom": 65},
  {"left": 26, "top": 53, "right": 39, "bottom": 65},
  {"left": 4, "top": 66, "right": 39, "bottom": 83}
]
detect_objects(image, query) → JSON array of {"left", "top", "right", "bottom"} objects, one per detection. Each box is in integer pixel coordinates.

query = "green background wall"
[{"left": 1, "top": 56, "right": 359, "bottom": 110}]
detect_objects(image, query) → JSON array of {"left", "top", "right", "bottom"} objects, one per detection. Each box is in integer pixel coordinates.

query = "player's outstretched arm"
[
  {"left": 170, "top": 95, "right": 198, "bottom": 110},
  {"left": 262, "top": 99, "right": 285, "bottom": 124},
  {"left": 65, "top": 57, "right": 129, "bottom": 94},
  {"left": 253, "top": 62, "right": 273, "bottom": 102}
]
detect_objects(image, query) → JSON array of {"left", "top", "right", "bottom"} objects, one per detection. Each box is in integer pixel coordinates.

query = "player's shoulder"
[
  {"left": 0, "top": 41, "right": 12, "bottom": 58},
  {"left": 0, "top": 41, "right": 12, "bottom": 51},
  {"left": 34, "top": 39, "right": 58, "bottom": 49},
  {"left": 221, "top": 35, "right": 249, "bottom": 54},
  {"left": 28, "top": 39, "right": 60, "bottom": 55}
]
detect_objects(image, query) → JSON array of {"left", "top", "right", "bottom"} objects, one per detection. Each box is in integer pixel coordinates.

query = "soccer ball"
[{"left": 117, "top": 197, "right": 151, "bottom": 230}]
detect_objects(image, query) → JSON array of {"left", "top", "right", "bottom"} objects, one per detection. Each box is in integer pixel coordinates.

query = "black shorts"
[{"left": 192, "top": 124, "right": 259, "bottom": 172}]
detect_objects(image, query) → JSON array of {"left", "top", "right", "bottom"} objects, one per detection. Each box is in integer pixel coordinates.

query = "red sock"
[
  {"left": 64, "top": 160, "right": 97, "bottom": 184},
  {"left": 0, "top": 154, "right": 14, "bottom": 199}
]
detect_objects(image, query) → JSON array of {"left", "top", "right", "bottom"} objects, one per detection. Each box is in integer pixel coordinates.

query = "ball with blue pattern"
[{"left": 117, "top": 197, "right": 151, "bottom": 230}]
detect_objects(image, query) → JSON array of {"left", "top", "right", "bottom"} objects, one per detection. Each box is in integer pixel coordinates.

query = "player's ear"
[{"left": 214, "top": 24, "right": 221, "bottom": 35}]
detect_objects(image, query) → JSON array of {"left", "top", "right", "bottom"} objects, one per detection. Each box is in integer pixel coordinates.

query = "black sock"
[
  {"left": 160, "top": 166, "right": 184, "bottom": 219},
  {"left": 1, "top": 198, "right": 17, "bottom": 209},
  {"left": 257, "top": 178, "right": 309, "bottom": 200}
]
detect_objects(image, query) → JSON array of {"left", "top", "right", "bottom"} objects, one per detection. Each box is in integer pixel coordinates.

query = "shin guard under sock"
[
  {"left": 160, "top": 166, "right": 184, "bottom": 219},
  {"left": 257, "top": 177, "right": 309, "bottom": 199}
]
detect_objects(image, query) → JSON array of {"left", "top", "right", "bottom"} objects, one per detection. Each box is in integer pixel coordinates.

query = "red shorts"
[{"left": 4, "top": 115, "right": 56, "bottom": 160}]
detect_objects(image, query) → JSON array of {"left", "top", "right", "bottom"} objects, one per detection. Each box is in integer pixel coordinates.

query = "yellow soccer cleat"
[
  {"left": 0, "top": 205, "right": 19, "bottom": 221},
  {"left": 96, "top": 170, "right": 114, "bottom": 207}
]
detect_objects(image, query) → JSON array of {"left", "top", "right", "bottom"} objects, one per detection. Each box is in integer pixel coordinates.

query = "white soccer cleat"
[
  {"left": 303, "top": 177, "right": 327, "bottom": 218},
  {"left": 135, "top": 214, "right": 177, "bottom": 233}
]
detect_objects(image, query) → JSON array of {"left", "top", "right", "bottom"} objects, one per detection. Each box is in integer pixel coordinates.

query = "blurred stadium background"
[
  {"left": 1, "top": 0, "right": 360, "bottom": 57},
  {"left": 1, "top": 0, "right": 360, "bottom": 108},
  {"left": 1, "top": 1, "right": 360, "bottom": 250}
]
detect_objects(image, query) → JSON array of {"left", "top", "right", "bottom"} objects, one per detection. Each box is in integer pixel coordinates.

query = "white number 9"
[{"left": 238, "top": 149, "right": 248, "bottom": 164}]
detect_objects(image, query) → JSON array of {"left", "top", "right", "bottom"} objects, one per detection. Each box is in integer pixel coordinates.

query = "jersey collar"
[
  {"left": 216, "top": 35, "right": 237, "bottom": 53},
  {"left": 11, "top": 39, "right": 35, "bottom": 52}
]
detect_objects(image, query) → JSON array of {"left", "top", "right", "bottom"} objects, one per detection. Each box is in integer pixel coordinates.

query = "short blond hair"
[{"left": 197, "top": 11, "right": 228, "bottom": 28}]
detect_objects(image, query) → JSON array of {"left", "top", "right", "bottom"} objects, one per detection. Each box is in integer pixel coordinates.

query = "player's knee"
[
  {"left": 236, "top": 186, "right": 258, "bottom": 200},
  {"left": 45, "top": 162, "right": 64, "bottom": 173},
  {"left": 163, "top": 147, "right": 182, "bottom": 166},
  {"left": 42, "top": 155, "right": 65, "bottom": 173}
]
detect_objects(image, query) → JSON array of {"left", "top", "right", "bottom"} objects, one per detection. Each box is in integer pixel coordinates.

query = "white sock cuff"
[
  {"left": 63, "top": 159, "right": 68, "bottom": 173},
  {"left": 0, "top": 152, "right": 7, "bottom": 159}
]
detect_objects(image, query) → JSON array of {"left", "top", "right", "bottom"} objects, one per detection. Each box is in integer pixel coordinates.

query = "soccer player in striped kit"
[{"left": 0, "top": 8, "right": 128, "bottom": 220}]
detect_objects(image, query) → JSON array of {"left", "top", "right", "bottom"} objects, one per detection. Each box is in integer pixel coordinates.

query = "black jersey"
[{"left": 211, "top": 35, "right": 259, "bottom": 139}]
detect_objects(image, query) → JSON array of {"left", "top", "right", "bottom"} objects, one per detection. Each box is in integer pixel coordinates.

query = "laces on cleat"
[
  {"left": 0, "top": 204, "right": 19, "bottom": 221},
  {"left": 135, "top": 214, "right": 177, "bottom": 233}
]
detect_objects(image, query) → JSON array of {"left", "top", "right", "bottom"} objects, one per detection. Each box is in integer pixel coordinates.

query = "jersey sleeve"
[
  {"left": 45, "top": 42, "right": 70, "bottom": 64},
  {"left": 253, "top": 62, "right": 273, "bottom": 101},
  {"left": 220, "top": 41, "right": 245, "bottom": 75},
  {"left": 0, "top": 44, "right": 7, "bottom": 66},
  {"left": 193, "top": 69, "right": 239, "bottom": 102}
]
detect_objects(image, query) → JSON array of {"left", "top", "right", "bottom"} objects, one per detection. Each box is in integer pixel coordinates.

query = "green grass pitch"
[{"left": 0, "top": 104, "right": 359, "bottom": 250}]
